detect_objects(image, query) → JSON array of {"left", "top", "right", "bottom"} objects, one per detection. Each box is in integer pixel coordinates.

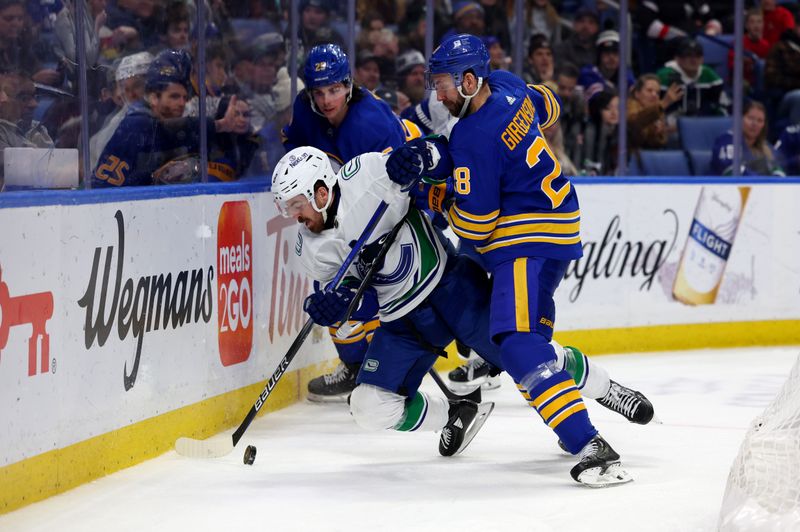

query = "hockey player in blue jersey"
[
  {"left": 386, "top": 34, "right": 633, "bottom": 486},
  {"left": 92, "top": 49, "right": 241, "bottom": 188},
  {"left": 273, "top": 146, "right": 652, "bottom": 463},
  {"left": 282, "top": 43, "right": 407, "bottom": 401}
]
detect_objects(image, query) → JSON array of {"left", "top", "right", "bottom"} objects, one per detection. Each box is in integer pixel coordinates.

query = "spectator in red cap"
[{"left": 761, "top": 0, "right": 795, "bottom": 47}]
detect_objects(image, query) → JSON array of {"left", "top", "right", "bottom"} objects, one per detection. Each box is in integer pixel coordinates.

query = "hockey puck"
[{"left": 243, "top": 445, "right": 257, "bottom": 465}]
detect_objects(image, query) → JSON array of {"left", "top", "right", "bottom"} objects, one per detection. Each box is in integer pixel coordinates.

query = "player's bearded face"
[
  {"left": 283, "top": 194, "right": 325, "bottom": 233},
  {"left": 430, "top": 73, "right": 465, "bottom": 118}
]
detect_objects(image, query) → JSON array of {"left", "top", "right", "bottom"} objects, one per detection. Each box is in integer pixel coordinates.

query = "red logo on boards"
[
  {"left": 0, "top": 265, "right": 54, "bottom": 375},
  {"left": 217, "top": 201, "right": 253, "bottom": 366}
]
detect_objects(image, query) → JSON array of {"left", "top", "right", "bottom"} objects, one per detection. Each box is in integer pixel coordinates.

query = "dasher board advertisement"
[
  {"left": 0, "top": 194, "right": 329, "bottom": 467},
  {"left": 558, "top": 184, "right": 800, "bottom": 329}
]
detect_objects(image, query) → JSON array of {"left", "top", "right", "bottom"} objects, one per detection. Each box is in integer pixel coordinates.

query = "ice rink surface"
[{"left": 2, "top": 346, "right": 798, "bottom": 532}]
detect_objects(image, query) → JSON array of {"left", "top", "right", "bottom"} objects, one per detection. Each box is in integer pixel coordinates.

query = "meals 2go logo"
[{"left": 217, "top": 201, "right": 253, "bottom": 366}]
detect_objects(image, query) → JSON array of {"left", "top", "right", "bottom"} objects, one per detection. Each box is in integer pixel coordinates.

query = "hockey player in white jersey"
[{"left": 272, "top": 146, "right": 653, "bottom": 480}]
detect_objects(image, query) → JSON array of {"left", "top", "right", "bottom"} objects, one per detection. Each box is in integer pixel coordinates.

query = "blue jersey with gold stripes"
[
  {"left": 445, "top": 70, "right": 583, "bottom": 270},
  {"left": 281, "top": 86, "right": 406, "bottom": 166}
]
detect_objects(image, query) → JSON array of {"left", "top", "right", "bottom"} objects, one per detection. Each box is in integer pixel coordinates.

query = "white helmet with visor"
[{"left": 272, "top": 146, "right": 337, "bottom": 219}]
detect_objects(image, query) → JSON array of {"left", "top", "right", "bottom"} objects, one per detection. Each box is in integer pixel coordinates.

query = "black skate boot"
[
  {"left": 570, "top": 435, "right": 632, "bottom": 487},
  {"left": 447, "top": 356, "right": 501, "bottom": 392},
  {"left": 596, "top": 380, "right": 655, "bottom": 424},
  {"left": 307, "top": 361, "right": 360, "bottom": 403},
  {"left": 439, "top": 399, "right": 495, "bottom": 456}
]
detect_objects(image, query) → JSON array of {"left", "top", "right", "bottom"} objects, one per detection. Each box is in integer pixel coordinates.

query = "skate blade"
[
  {"left": 307, "top": 392, "right": 350, "bottom": 403},
  {"left": 576, "top": 463, "right": 633, "bottom": 488},
  {"left": 447, "top": 377, "right": 501, "bottom": 393},
  {"left": 452, "top": 401, "right": 495, "bottom": 456}
]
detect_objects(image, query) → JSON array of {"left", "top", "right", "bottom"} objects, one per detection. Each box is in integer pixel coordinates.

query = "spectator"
[
  {"left": 104, "top": 0, "right": 163, "bottom": 53},
  {"left": 510, "top": 0, "right": 561, "bottom": 52},
  {"left": 252, "top": 67, "right": 303, "bottom": 177},
  {"left": 247, "top": 35, "right": 284, "bottom": 131},
  {"left": 555, "top": 62, "right": 585, "bottom": 164},
  {"left": 483, "top": 35, "right": 509, "bottom": 71},
  {"left": 774, "top": 121, "right": 800, "bottom": 175},
  {"left": 727, "top": 8, "right": 770, "bottom": 90},
  {"left": 765, "top": 19, "right": 800, "bottom": 124},
  {"left": 553, "top": 7, "right": 600, "bottom": 69},
  {"left": 209, "top": 94, "right": 259, "bottom": 181},
  {"left": 184, "top": 43, "right": 229, "bottom": 119},
  {"left": 577, "top": 30, "right": 634, "bottom": 102},
  {"left": 293, "top": 0, "right": 344, "bottom": 54},
  {"left": 0, "top": 0, "right": 56, "bottom": 84},
  {"left": 362, "top": 28, "right": 399, "bottom": 82},
  {"left": 92, "top": 49, "right": 240, "bottom": 187},
  {"left": 656, "top": 37, "right": 728, "bottom": 121},
  {"left": 90, "top": 51, "right": 153, "bottom": 169},
  {"left": 156, "top": 1, "right": 191, "bottom": 53},
  {"left": 543, "top": 121, "right": 579, "bottom": 177},
  {"left": 634, "top": 0, "right": 722, "bottom": 68},
  {"left": 398, "top": 2, "right": 427, "bottom": 54},
  {"left": 395, "top": 49, "right": 426, "bottom": 105},
  {"left": 0, "top": 70, "right": 54, "bottom": 187},
  {"left": 354, "top": 51, "right": 381, "bottom": 92},
  {"left": 522, "top": 34, "right": 555, "bottom": 86},
  {"left": 762, "top": 0, "right": 795, "bottom": 47},
  {"left": 441, "top": 1, "right": 486, "bottom": 43},
  {"left": 479, "top": 0, "right": 511, "bottom": 52},
  {"left": 582, "top": 90, "right": 619, "bottom": 175},
  {"left": 627, "top": 73, "right": 683, "bottom": 153},
  {"left": 711, "top": 100, "right": 782, "bottom": 176}
]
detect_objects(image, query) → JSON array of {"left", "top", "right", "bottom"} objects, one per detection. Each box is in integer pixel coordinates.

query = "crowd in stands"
[{"left": 0, "top": 0, "right": 799, "bottom": 191}]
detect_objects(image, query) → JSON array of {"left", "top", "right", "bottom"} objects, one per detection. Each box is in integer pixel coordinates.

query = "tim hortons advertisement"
[{"left": 556, "top": 184, "right": 800, "bottom": 330}]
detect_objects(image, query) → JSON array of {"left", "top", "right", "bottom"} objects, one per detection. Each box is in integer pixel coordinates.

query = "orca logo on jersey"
[{"left": 217, "top": 201, "right": 253, "bottom": 366}]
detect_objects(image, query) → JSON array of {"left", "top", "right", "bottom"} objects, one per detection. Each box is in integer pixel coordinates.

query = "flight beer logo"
[
  {"left": 0, "top": 265, "right": 54, "bottom": 376},
  {"left": 217, "top": 201, "right": 253, "bottom": 366}
]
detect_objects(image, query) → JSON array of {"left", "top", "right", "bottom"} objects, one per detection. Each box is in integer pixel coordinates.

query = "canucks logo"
[
  {"left": 340, "top": 156, "right": 361, "bottom": 180},
  {"left": 295, "top": 233, "right": 303, "bottom": 255}
]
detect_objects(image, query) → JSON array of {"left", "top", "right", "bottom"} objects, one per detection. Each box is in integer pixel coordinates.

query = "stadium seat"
[
  {"left": 637, "top": 150, "right": 692, "bottom": 176},
  {"left": 678, "top": 116, "right": 732, "bottom": 151},
  {"left": 698, "top": 34, "right": 734, "bottom": 83},
  {"left": 687, "top": 150, "right": 714, "bottom": 176}
]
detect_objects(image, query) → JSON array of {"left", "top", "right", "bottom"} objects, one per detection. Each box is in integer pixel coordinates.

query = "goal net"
[{"left": 718, "top": 354, "right": 800, "bottom": 531}]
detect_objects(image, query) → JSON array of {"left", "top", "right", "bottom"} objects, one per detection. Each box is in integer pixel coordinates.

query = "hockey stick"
[
  {"left": 175, "top": 200, "right": 394, "bottom": 459},
  {"left": 427, "top": 368, "right": 481, "bottom": 402},
  {"left": 333, "top": 218, "right": 405, "bottom": 340}
]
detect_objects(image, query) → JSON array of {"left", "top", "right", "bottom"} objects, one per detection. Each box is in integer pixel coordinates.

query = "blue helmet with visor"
[
  {"left": 303, "top": 43, "right": 353, "bottom": 116},
  {"left": 427, "top": 34, "right": 490, "bottom": 118}
]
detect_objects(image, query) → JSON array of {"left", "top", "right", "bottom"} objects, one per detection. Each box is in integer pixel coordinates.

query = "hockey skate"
[
  {"left": 439, "top": 399, "right": 495, "bottom": 456},
  {"left": 307, "top": 361, "right": 360, "bottom": 403},
  {"left": 447, "top": 356, "right": 502, "bottom": 393},
  {"left": 597, "top": 380, "right": 655, "bottom": 424},
  {"left": 570, "top": 435, "right": 633, "bottom": 487}
]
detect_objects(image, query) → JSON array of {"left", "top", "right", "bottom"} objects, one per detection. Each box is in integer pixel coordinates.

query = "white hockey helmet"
[{"left": 272, "top": 146, "right": 337, "bottom": 218}]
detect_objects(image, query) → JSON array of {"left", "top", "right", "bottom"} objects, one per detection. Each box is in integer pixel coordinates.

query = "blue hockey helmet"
[
  {"left": 303, "top": 43, "right": 351, "bottom": 89},
  {"left": 427, "top": 33, "right": 490, "bottom": 90},
  {"left": 145, "top": 48, "right": 193, "bottom": 93}
]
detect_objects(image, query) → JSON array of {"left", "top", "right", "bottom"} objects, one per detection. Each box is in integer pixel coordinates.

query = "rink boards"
[{"left": 1, "top": 179, "right": 799, "bottom": 513}]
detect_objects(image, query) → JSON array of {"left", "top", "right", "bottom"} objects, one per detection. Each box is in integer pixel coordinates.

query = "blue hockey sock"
[{"left": 518, "top": 370, "right": 597, "bottom": 454}]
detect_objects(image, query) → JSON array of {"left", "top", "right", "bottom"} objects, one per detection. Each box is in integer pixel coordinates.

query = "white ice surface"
[{"left": 2, "top": 347, "right": 798, "bottom": 532}]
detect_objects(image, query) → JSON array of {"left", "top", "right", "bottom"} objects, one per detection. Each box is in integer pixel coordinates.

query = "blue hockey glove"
[
  {"left": 387, "top": 135, "right": 454, "bottom": 190},
  {"left": 386, "top": 142, "right": 424, "bottom": 190},
  {"left": 303, "top": 281, "right": 355, "bottom": 326}
]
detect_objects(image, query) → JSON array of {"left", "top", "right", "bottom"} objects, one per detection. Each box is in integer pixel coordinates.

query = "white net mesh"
[{"left": 718, "top": 354, "right": 800, "bottom": 531}]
